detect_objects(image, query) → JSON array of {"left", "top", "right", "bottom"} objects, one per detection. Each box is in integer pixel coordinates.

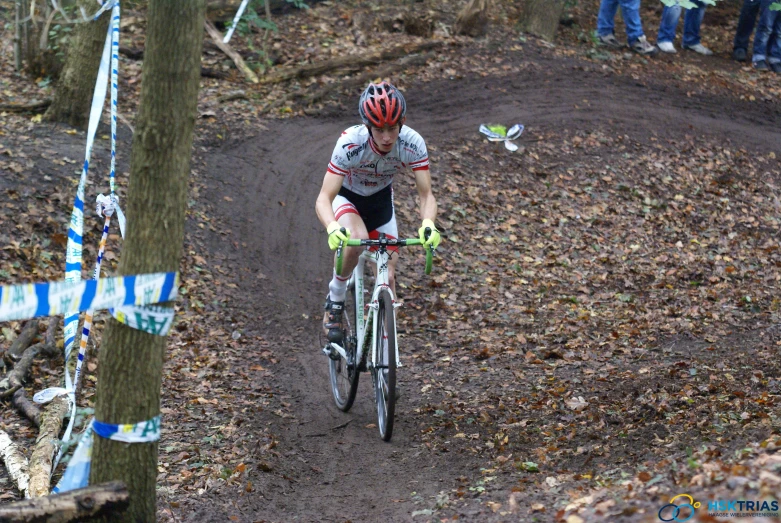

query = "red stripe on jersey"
[
  {"left": 409, "top": 157, "right": 429, "bottom": 166},
  {"left": 328, "top": 162, "right": 349, "bottom": 175}
]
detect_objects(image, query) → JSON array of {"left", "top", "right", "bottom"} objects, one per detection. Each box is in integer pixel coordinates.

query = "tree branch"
[{"left": 203, "top": 19, "right": 259, "bottom": 83}]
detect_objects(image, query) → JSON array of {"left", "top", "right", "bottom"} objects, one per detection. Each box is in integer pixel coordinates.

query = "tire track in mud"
[{"left": 188, "top": 50, "right": 781, "bottom": 521}]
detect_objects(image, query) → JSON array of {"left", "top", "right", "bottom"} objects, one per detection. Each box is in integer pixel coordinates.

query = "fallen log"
[
  {"left": 0, "top": 101, "right": 51, "bottom": 114},
  {"left": 299, "top": 52, "right": 435, "bottom": 108},
  {"left": 204, "top": 20, "right": 259, "bottom": 84},
  {"left": 0, "top": 431, "right": 29, "bottom": 499},
  {"left": 1, "top": 318, "right": 59, "bottom": 399},
  {"left": 4, "top": 321, "right": 41, "bottom": 363},
  {"left": 12, "top": 389, "right": 41, "bottom": 428},
  {"left": 0, "top": 481, "right": 128, "bottom": 522},
  {"left": 261, "top": 40, "right": 445, "bottom": 85},
  {"left": 27, "top": 395, "right": 69, "bottom": 498}
]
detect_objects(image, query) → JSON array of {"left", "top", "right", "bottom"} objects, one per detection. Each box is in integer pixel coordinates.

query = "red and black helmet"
[{"left": 358, "top": 82, "right": 406, "bottom": 128}]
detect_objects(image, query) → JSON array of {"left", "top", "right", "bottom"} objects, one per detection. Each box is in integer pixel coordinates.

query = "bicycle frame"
[
  {"left": 328, "top": 247, "right": 401, "bottom": 371},
  {"left": 351, "top": 249, "right": 401, "bottom": 371}
]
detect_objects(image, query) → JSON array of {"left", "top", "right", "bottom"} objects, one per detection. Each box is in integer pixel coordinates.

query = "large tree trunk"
[
  {"left": 454, "top": 0, "right": 491, "bottom": 37},
  {"left": 517, "top": 0, "right": 566, "bottom": 41},
  {"left": 88, "top": 1, "right": 205, "bottom": 522},
  {"left": 43, "top": 0, "right": 110, "bottom": 130}
]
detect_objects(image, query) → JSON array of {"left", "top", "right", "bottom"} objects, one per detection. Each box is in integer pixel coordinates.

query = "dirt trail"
[{"left": 186, "top": 48, "right": 781, "bottom": 522}]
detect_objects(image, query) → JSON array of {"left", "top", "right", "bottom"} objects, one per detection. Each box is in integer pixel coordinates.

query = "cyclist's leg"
[{"left": 324, "top": 197, "right": 369, "bottom": 338}]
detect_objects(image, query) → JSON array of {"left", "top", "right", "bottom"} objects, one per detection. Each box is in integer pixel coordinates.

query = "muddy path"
[{"left": 181, "top": 45, "right": 781, "bottom": 522}]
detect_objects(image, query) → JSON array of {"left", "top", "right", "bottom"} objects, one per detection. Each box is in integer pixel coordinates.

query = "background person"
[
  {"left": 596, "top": 0, "right": 658, "bottom": 55},
  {"left": 656, "top": 0, "right": 714, "bottom": 55}
]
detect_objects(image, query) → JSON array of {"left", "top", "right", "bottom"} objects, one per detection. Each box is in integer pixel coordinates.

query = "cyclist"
[{"left": 315, "top": 81, "right": 442, "bottom": 342}]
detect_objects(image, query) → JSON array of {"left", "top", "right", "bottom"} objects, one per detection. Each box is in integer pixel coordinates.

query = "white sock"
[{"left": 328, "top": 269, "right": 350, "bottom": 302}]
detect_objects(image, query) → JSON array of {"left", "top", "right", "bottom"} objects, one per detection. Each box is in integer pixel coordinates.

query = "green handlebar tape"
[{"left": 424, "top": 246, "right": 433, "bottom": 275}]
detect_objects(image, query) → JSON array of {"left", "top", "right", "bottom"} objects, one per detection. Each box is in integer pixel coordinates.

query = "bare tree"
[
  {"left": 43, "top": 0, "right": 110, "bottom": 129},
  {"left": 88, "top": 0, "right": 206, "bottom": 521}
]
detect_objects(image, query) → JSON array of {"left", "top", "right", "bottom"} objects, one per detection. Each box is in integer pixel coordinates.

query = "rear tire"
[
  {"left": 329, "top": 284, "right": 359, "bottom": 411},
  {"left": 375, "top": 289, "right": 396, "bottom": 441}
]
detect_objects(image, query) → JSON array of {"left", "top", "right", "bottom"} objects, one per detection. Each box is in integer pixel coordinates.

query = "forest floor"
[{"left": 1, "top": 0, "right": 781, "bottom": 522}]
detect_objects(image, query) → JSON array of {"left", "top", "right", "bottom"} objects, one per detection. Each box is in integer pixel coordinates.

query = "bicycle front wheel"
[
  {"left": 329, "top": 284, "right": 360, "bottom": 412},
  {"left": 375, "top": 289, "right": 397, "bottom": 441}
]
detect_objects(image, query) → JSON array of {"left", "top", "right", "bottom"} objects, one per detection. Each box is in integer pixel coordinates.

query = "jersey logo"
[{"left": 342, "top": 143, "right": 360, "bottom": 150}]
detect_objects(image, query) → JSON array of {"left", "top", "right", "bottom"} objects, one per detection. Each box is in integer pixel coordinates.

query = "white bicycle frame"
[{"left": 329, "top": 248, "right": 401, "bottom": 371}]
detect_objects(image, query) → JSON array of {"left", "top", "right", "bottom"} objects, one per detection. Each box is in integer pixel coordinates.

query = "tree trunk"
[
  {"left": 43, "top": 0, "right": 110, "bottom": 130},
  {"left": 89, "top": 1, "right": 205, "bottom": 522},
  {"left": 517, "top": 0, "right": 566, "bottom": 41},
  {"left": 454, "top": 0, "right": 491, "bottom": 37}
]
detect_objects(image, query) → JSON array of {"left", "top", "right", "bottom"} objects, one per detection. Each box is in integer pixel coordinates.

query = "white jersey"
[{"left": 326, "top": 125, "right": 430, "bottom": 197}]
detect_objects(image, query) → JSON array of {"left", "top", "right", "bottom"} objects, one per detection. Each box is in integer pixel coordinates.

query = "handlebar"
[{"left": 335, "top": 228, "right": 435, "bottom": 277}]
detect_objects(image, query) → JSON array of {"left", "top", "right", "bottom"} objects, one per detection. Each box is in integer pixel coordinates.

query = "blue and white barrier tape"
[
  {"left": 52, "top": 414, "right": 161, "bottom": 494},
  {"left": 0, "top": 272, "right": 178, "bottom": 323}
]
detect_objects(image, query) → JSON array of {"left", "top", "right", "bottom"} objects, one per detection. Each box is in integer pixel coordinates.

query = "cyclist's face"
[{"left": 369, "top": 124, "right": 401, "bottom": 152}]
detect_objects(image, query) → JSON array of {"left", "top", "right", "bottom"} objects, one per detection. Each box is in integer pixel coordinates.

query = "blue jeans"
[
  {"left": 733, "top": 0, "right": 761, "bottom": 52},
  {"left": 657, "top": 0, "right": 706, "bottom": 47},
  {"left": 753, "top": 0, "right": 781, "bottom": 63},
  {"left": 597, "top": 0, "right": 645, "bottom": 44}
]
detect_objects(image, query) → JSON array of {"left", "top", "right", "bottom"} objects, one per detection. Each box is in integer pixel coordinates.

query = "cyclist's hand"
[
  {"left": 327, "top": 221, "right": 350, "bottom": 250},
  {"left": 418, "top": 219, "right": 441, "bottom": 249}
]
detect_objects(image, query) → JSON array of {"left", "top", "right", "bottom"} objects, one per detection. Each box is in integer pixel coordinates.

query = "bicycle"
[{"left": 322, "top": 230, "right": 434, "bottom": 441}]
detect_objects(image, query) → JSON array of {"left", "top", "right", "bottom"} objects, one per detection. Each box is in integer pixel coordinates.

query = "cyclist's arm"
[
  {"left": 315, "top": 172, "right": 344, "bottom": 229},
  {"left": 413, "top": 167, "right": 437, "bottom": 222}
]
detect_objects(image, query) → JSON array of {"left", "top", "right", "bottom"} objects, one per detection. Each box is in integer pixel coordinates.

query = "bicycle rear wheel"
[
  {"left": 329, "top": 284, "right": 360, "bottom": 411},
  {"left": 375, "top": 289, "right": 396, "bottom": 441}
]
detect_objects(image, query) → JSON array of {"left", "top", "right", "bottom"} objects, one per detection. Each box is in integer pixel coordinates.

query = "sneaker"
[
  {"left": 683, "top": 43, "right": 713, "bottom": 56},
  {"left": 770, "top": 62, "right": 781, "bottom": 74},
  {"left": 732, "top": 48, "right": 748, "bottom": 62},
  {"left": 597, "top": 33, "right": 623, "bottom": 49},
  {"left": 754, "top": 60, "right": 769, "bottom": 71},
  {"left": 323, "top": 297, "right": 344, "bottom": 343},
  {"left": 657, "top": 41, "right": 677, "bottom": 54},
  {"left": 630, "top": 36, "right": 659, "bottom": 56}
]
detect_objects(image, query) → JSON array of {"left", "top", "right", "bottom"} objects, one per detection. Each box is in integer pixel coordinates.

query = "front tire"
[
  {"left": 329, "top": 285, "right": 359, "bottom": 411},
  {"left": 375, "top": 289, "right": 396, "bottom": 441}
]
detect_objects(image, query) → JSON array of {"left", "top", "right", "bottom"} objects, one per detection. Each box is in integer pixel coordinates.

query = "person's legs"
[
  {"left": 597, "top": 0, "right": 620, "bottom": 36},
  {"left": 733, "top": 0, "right": 761, "bottom": 55},
  {"left": 753, "top": 1, "right": 775, "bottom": 64},
  {"left": 768, "top": 15, "right": 781, "bottom": 68},
  {"left": 682, "top": 0, "right": 706, "bottom": 48},
  {"left": 657, "top": 4, "right": 682, "bottom": 44},
  {"left": 619, "top": 0, "right": 644, "bottom": 44}
]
